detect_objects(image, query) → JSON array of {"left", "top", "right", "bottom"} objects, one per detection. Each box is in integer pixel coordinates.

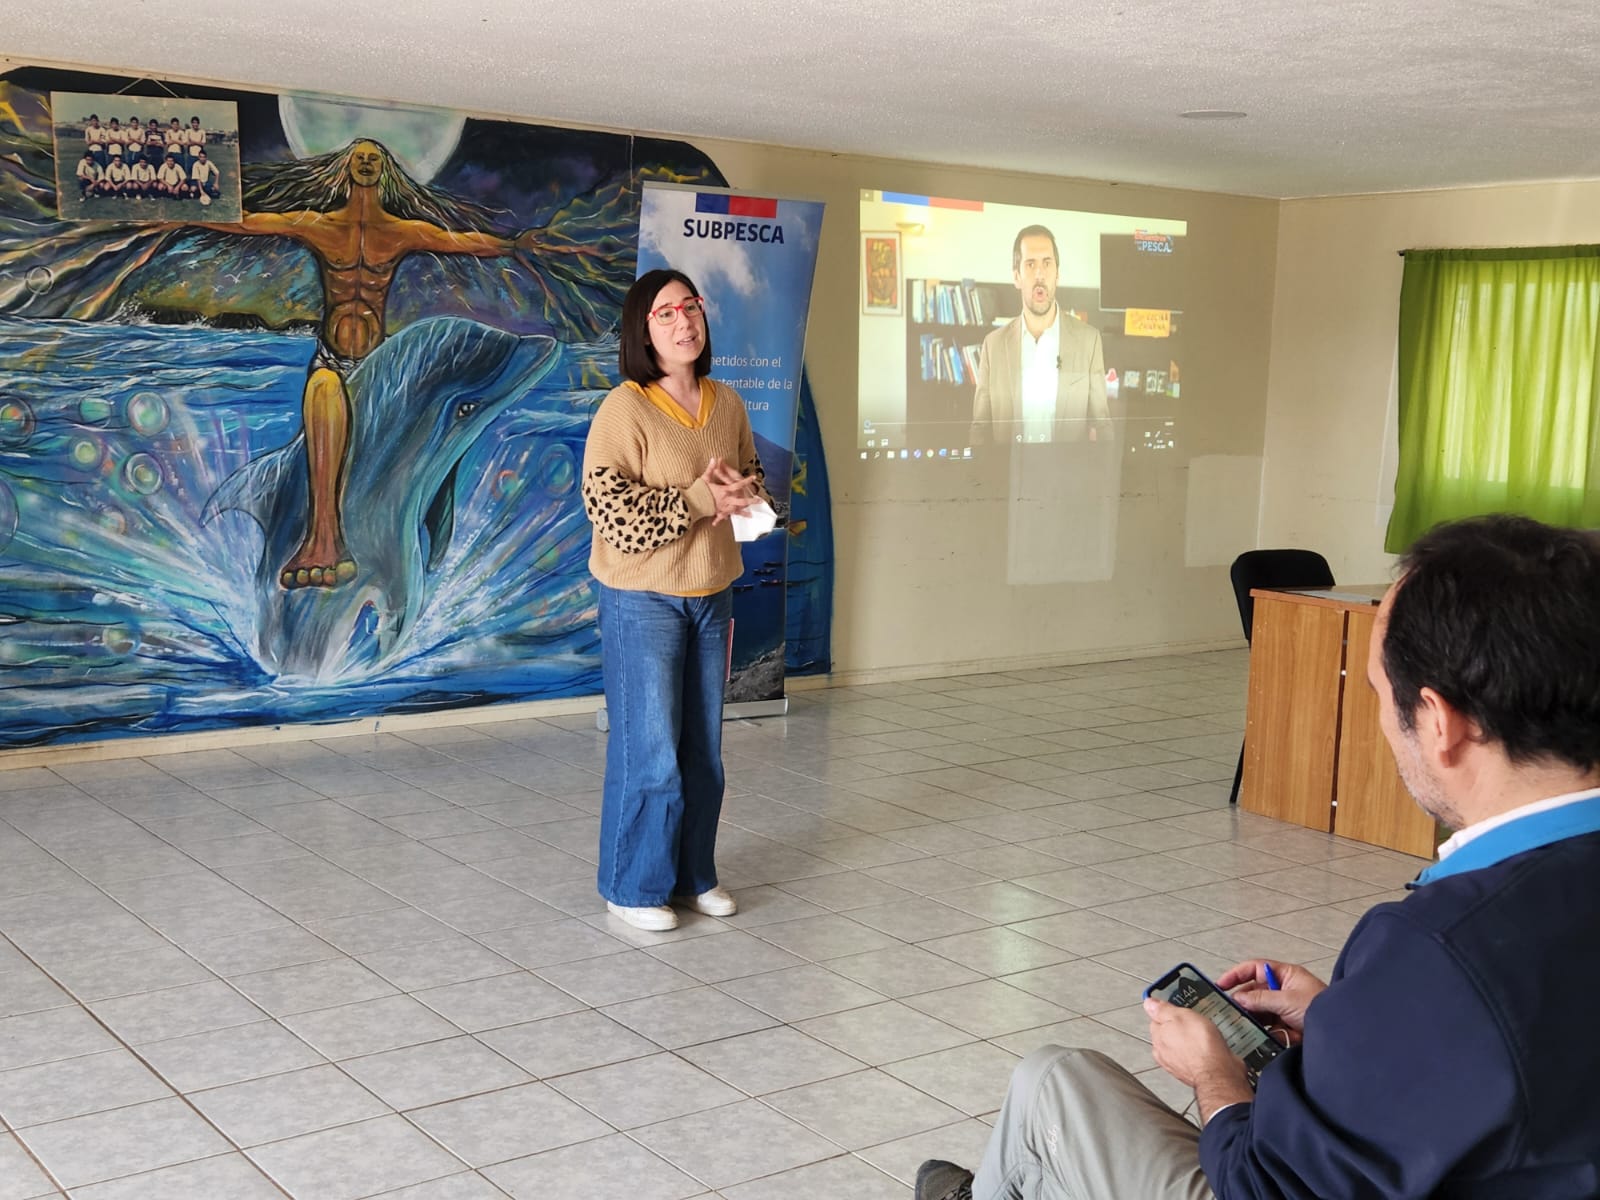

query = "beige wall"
[
  {"left": 1261, "top": 180, "right": 1600, "bottom": 584},
  {"left": 696, "top": 140, "right": 1280, "bottom": 678}
]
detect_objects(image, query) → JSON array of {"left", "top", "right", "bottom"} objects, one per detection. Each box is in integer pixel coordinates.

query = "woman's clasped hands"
[{"left": 702, "top": 457, "right": 760, "bottom": 524}]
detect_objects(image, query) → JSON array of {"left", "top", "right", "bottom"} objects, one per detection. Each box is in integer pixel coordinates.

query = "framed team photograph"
[
  {"left": 51, "top": 91, "right": 242, "bottom": 222},
  {"left": 862, "top": 230, "right": 902, "bottom": 315}
]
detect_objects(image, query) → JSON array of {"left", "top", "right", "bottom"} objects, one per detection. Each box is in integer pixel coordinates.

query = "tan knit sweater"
[{"left": 581, "top": 378, "right": 769, "bottom": 595}]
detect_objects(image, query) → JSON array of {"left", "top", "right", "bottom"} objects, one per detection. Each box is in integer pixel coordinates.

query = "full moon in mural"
[{"left": 278, "top": 94, "right": 464, "bottom": 184}]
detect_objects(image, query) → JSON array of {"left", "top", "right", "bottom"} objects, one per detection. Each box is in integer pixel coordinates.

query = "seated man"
[
  {"left": 75, "top": 150, "right": 101, "bottom": 199},
  {"left": 190, "top": 149, "right": 222, "bottom": 201},
  {"left": 918, "top": 513, "right": 1600, "bottom": 1200},
  {"left": 130, "top": 156, "right": 157, "bottom": 198},
  {"left": 156, "top": 152, "right": 190, "bottom": 199},
  {"left": 102, "top": 155, "right": 131, "bottom": 198}
]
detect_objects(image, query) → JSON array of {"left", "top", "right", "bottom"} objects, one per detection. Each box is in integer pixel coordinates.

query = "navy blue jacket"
[{"left": 1199, "top": 822, "right": 1600, "bottom": 1198}]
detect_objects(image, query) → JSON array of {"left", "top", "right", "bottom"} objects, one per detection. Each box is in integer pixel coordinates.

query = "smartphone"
[{"left": 1145, "top": 962, "right": 1284, "bottom": 1088}]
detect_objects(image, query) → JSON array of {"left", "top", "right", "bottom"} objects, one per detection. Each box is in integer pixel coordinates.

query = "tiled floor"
[{"left": 0, "top": 650, "right": 1428, "bottom": 1199}]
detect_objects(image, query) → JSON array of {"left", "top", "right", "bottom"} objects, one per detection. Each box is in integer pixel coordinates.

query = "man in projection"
[{"left": 968, "top": 224, "right": 1109, "bottom": 446}]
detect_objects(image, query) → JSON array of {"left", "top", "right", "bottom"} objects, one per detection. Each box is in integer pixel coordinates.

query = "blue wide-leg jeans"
[{"left": 596, "top": 582, "right": 731, "bottom": 907}]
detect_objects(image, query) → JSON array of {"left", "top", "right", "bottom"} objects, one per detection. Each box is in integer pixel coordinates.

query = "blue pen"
[{"left": 1263, "top": 962, "right": 1281, "bottom": 991}]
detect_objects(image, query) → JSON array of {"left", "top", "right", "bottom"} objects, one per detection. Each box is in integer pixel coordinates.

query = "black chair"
[{"left": 1227, "top": 549, "right": 1335, "bottom": 804}]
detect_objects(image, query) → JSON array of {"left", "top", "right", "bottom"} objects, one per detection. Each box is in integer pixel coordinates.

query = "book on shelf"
[
  {"left": 918, "top": 333, "right": 976, "bottom": 386},
  {"left": 910, "top": 279, "right": 997, "bottom": 327},
  {"left": 960, "top": 342, "right": 982, "bottom": 382},
  {"left": 946, "top": 341, "right": 965, "bottom": 385}
]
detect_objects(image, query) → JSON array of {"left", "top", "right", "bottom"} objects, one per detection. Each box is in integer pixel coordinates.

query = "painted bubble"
[
  {"left": 123, "top": 453, "right": 163, "bottom": 496},
  {"left": 101, "top": 625, "right": 140, "bottom": 656},
  {"left": 0, "top": 398, "right": 36, "bottom": 444},
  {"left": 126, "top": 392, "right": 170, "bottom": 437},
  {"left": 490, "top": 468, "right": 523, "bottom": 502},
  {"left": 536, "top": 444, "right": 576, "bottom": 496},
  {"left": 0, "top": 479, "right": 16, "bottom": 554},
  {"left": 95, "top": 505, "right": 128, "bottom": 535},
  {"left": 25, "top": 266, "right": 53, "bottom": 295},
  {"left": 79, "top": 396, "right": 114, "bottom": 425},
  {"left": 71, "top": 438, "right": 102, "bottom": 469}
]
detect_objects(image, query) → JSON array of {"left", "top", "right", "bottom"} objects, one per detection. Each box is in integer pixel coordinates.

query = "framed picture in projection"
[
  {"left": 51, "top": 91, "right": 242, "bottom": 222},
  {"left": 861, "top": 230, "right": 902, "bottom": 315}
]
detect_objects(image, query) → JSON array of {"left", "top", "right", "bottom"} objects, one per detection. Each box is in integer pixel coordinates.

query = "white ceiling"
[{"left": 7, "top": 0, "right": 1600, "bottom": 199}]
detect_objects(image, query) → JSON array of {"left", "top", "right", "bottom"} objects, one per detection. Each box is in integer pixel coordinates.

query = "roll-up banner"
[{"left": 635, "top": 183, "right": 825, "bottom": 716}]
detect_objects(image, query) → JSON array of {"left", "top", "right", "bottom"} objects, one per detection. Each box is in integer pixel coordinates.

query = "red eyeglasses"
[{"left": 649, "top": 297, "right": 706, "bottom": 325}]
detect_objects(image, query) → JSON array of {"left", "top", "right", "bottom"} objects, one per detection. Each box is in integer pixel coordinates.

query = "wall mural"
[{"left": 0, "top": 67, "right": 833, "bottom": 751}]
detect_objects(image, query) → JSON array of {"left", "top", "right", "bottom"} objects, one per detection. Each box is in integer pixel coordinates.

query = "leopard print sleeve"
[
  {"left": 738, "top": 416, "right": 772, "bottom": 508},
  {"left": 742, "top": 450, "right": 769, "bottom": 503},
  {"left": 581, "top": 466, "right": 692, "bottom": 554}
]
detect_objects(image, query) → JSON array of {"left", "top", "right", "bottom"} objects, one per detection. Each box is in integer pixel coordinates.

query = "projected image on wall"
[{"left": 857, "top": 191, "right": 1188, "bottom": 458}]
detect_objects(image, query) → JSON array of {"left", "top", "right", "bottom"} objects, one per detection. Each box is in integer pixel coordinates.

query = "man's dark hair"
[
  {"left": 1012, "top": 224, "right": 1060, "bottom": 273},
  {"left": 1383, "top": 514, "right": 1600, "bottom": 770},
  {"left": 619, "top": 267, "right": 713, "bottom": 384}
]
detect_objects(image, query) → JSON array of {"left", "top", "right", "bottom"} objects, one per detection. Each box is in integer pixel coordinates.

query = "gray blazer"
[{"left": 968, "top": 313, "right": 1110, "bottom": 445}]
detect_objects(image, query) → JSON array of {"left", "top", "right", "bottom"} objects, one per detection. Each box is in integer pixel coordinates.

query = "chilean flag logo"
[{"left": 695, "top": 192, "right": 779, "bottom": 219}]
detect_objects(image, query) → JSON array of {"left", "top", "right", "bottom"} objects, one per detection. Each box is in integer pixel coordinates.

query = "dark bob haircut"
[
  {"left": 618, "top": 268, "right": 712, "bottom": 385},
  {"left": 1383, "top": 514, "right": 1600, "bottom": 771}
]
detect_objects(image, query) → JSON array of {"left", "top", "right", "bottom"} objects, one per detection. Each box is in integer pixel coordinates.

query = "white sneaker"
[
  {"left": 606, "top": 901, "right": 678, "bottom": 931},
  {"left": 673, "top": 886, "right": 737, "bottom": 917}
]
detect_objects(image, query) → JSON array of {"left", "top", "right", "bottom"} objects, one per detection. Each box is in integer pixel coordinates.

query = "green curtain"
[{"left": 1387, "top": 246, "right": 1600, "bottom": 551}]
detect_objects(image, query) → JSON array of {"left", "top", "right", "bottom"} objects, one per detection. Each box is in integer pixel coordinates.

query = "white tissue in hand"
[{"left": 730, "top": 500, "right": 777, "bottom": 542}]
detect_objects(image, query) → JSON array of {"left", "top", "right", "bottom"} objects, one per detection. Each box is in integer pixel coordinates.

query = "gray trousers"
[{"left": 973, "top": 1046, "right": 1217, "bottom": 1200}]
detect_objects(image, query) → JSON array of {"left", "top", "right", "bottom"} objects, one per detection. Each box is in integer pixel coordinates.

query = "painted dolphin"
[{"left": 204, "top": 316, "right": 561, "bottom": 681}]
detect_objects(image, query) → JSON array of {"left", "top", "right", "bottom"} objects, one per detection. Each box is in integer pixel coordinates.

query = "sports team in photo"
[{"left": 73, "top": 112, "right": 222, "bottom": 204}]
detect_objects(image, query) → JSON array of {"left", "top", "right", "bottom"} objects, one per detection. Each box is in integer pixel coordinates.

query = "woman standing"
[{"left": 581, "top": 268, "right": 768, "bottom": 931}]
